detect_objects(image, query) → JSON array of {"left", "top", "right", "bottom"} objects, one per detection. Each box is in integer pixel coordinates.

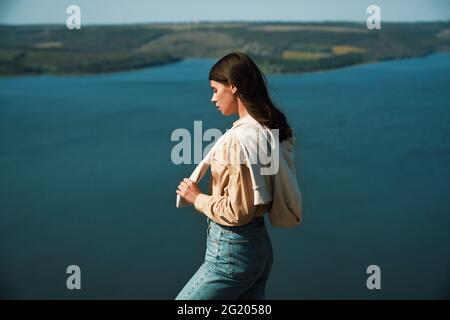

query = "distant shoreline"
[{"left": 3, "top": 52, "right": 450, "bottom": 79}]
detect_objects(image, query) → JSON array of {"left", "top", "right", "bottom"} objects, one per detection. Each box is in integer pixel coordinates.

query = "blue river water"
[{"left": 0, "top": 54, "right": 449, "bottom": 299}]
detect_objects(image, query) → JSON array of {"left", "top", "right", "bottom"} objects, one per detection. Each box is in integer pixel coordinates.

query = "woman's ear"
[{"left": 231, "top": 84, "right": 237, "bottom": 94}]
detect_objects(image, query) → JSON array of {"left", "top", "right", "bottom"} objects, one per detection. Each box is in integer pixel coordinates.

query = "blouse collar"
[{"left": 232, "top": 114, "right": 257, "bottom": 128}]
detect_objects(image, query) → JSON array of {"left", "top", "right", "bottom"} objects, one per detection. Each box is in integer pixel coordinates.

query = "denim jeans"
[{"left": 175, "top": 216, "right": 273, "bottom": 300}]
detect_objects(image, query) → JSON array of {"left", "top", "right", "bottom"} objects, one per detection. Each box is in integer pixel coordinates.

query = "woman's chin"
[{"left": 222, "top": 110, "right": 234, "bottom": 116}]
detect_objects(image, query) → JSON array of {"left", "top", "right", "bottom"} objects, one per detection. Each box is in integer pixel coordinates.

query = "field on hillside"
[{"left": 1, "top": 21, "right": 450, "bottom": 75}]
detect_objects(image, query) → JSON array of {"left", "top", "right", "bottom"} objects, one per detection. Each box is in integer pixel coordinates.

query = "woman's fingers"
[
  {"left": 179, "top": 181, "right": 189, "bottom": 189},
  {"left": 176, "top": 178, "right": 195, "bottom": 196},
  {"left": 177, "top": 179, "right": 190, "bottom": 194},
  {"left": 176, "top": 178, "right": 200, "bottom": 204}
]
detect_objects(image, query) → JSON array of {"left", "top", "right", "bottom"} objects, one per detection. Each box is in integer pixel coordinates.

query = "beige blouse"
[{"left": 193, "top": 116, "right": 273, "bottom": 226}]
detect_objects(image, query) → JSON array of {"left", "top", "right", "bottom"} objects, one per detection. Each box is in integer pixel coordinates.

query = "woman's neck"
[{"left": 238, "top": 101, "right": 249, "bottom": 119}]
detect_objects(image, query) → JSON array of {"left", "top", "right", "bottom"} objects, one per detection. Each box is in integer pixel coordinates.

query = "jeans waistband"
[{"left": 207, "top": 216, "right": 265, "bottom": 232}]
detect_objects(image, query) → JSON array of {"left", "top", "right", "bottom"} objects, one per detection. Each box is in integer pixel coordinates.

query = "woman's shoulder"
[{"left": 212, "top": 131, "right": 245, "bottom": 167}]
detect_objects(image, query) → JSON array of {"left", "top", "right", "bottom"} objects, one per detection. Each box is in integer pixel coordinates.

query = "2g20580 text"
[{"left": 221, "top": 304, "right": 271, "bottom": 315}]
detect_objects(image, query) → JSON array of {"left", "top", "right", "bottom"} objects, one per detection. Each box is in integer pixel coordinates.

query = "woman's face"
[{"left": 210, "top": 80, "right": 238, "bottom": 116}]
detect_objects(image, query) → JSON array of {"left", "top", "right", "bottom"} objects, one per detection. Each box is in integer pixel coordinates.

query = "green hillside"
[{"left": 1, "top": 21, "right": 449, "bottom": 75}]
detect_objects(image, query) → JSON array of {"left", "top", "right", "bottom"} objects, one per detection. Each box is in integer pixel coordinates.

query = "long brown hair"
[{"left": 209, "top": 52, "right": 293, "bottom": 142}]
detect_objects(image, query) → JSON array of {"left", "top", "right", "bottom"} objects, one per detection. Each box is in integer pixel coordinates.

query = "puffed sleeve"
[{"left": 193, "top": 134, "right": 259, "bottom": 226}]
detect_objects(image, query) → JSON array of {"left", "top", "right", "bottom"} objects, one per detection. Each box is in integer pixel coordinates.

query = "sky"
[{"left": 0, "top": 0, "right": 449, "bottom": 25}]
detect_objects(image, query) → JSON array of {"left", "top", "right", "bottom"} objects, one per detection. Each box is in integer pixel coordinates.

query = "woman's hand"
[{"left": 176, "top": 178, "right": 201, "bottom": 205}]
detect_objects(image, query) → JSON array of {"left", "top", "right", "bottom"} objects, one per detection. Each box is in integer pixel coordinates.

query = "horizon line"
[{"left": 1, "top": 19, "right": 450, "bottom": 27}]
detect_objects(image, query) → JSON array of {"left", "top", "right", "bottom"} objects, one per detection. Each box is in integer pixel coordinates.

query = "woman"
[{"left": 175, "top": 52, "right": 295, "bottom": 300}]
